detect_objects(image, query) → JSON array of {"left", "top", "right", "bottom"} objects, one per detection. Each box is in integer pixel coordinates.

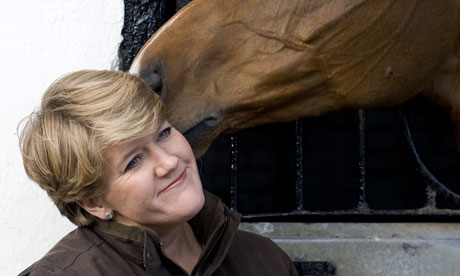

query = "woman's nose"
[{"left": 153, "top": 147, "right": 179, "bottom": 177}]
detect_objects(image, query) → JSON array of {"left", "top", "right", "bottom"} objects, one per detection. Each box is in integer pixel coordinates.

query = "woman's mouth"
[{"left": 159, "top": 170, "right": 187, "bottom": 194}]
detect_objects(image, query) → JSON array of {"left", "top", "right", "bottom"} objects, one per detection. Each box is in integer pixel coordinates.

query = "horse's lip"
[
  {"left": 159, "top": 169, "right": 187, "bottom": 194},
  {"left": 180, "top": 116, "right": 220, "bottom": 157},
  {"left": 182, "top": 116, "right": 219, "bottom": 139}
]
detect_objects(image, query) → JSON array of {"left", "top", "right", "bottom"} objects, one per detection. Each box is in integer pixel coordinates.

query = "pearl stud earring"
[{"left": 105, "top": 212, "right": 113, "bottom": 220}]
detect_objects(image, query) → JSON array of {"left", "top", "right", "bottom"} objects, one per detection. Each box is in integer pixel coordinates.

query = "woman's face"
[{"left": 99, "top": 120, "right": 205, "bottom": 229}]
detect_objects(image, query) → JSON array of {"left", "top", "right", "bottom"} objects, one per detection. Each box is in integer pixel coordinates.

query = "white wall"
[{"left": 0, "top": 1, "right": 124, "bottom": 274}]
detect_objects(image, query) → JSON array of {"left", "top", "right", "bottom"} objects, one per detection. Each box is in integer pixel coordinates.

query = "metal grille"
[{"left": 222, "top": 102, "right": 460, "bottom": 221}]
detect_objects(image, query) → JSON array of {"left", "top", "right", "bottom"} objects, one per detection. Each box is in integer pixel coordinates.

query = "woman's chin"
[{"left": 170, "top": 186, "right": 205, "bottom": 222}]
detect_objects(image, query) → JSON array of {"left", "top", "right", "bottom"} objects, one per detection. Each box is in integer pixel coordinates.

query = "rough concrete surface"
[{"left": 240, "top": 222, "right": 460, "bottom": 276}]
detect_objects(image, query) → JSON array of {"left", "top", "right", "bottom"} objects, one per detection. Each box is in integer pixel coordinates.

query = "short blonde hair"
[{"left": 19, "top": 70, "right": 165, "bottom": 226}]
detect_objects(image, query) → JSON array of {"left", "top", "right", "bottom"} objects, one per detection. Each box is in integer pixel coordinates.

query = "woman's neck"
[{"left": 154, "top": 222, "right": 203, "bottom": 274}]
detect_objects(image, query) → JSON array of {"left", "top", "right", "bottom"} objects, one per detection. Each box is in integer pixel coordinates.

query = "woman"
[{"left": 19, "top": 70, "right": 297, "bottom": 275}]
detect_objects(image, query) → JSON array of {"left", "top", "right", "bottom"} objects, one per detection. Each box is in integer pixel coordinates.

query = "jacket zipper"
[
  {"left": 158, "top": 241, "right": 190, "bottom": 275},
  {"left": 193, "top": 216, "right": 228, "bottom": 276}
]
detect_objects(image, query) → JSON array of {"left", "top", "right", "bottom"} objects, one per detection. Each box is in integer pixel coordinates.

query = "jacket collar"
[
  {"left": 91, "top": 190, "right": 240, "bottom": 273},
  {"left": 189, "top": 191, "right": 240, "bottom": 274},
  {"left": 91, "top": 217, "right": 147, "bottom": 265}
]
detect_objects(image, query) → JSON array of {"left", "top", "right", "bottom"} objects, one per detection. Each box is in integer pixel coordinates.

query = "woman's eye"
[
  {"left": 158, "top": 126, "right": 172, "bottom": 141},
  {"left": 125, "top": 155, "right": 141, "bottom": 172}
]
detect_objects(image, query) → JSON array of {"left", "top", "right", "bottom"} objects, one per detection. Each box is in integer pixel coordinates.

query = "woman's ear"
[{"left": 77, "top": 199, "right": 110, "bottom": 220}]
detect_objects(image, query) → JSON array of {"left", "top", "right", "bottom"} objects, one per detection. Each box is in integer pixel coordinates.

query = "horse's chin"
[{"left": 181, "top": 116, "right": 220, "bottom": 158}]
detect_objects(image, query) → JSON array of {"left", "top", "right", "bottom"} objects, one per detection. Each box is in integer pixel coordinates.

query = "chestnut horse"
[{"left": 130, "top": 0, "right": 460, "bottom": 158}]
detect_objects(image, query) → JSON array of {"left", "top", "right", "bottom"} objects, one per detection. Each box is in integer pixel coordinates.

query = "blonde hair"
[{"left": 19, "top": 70, "right": 165, "bottom": 226}]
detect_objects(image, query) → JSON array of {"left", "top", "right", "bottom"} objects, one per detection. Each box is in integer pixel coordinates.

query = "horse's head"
[
  {"left": 130, "top": 0, "right": 460, "bottom": 157},
  {"left": 130, "top": 0, "right": 337, "bottom": 157}
]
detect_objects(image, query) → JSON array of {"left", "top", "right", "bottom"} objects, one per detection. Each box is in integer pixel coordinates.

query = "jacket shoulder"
[
  {"left": 18, "top": 228, "right": 104, "bottom": 276},
  {"left": 221, "top": 230, "right": 298, "bottom": 275},
  {"left": 233, "top": 229, "right": 287, "bottom": 255}
]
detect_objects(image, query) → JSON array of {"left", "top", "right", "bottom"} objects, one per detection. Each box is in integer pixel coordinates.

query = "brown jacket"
[{"left": 19, "top": 191, "right": 298, "bottom": 275}]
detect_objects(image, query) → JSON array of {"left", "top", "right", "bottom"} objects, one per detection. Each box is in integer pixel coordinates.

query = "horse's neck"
[{"left": 229, "top": 0, "right": 368, "bottom": 43}]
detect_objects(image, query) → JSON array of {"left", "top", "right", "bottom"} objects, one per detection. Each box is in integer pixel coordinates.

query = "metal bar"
[
  {"left": 425, "top": 186, "right": 437, "bottom": 208},
  {"left": 230, "top": 135, "right": 238, "bottom": 212},
  {"left": 295, "top": 120, "right": 304, "bottom": 211},
  {"left": 399, "top": 108, "right": 460, "bottom": 204},
  {"left": 241, "top": 208, "right": 460, "bottom": 220},
  {"left": 357, "top": 109, "right": 369, "bottom": 209}
]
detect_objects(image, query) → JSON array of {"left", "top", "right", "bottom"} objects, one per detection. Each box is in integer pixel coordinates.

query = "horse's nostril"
[
  {"left": 144, "top": 72, "right": 162, "bottom": 95},
  {"left": 139, "top": 61, "right": 166, "bottom": 99},
  {"left": 152, "top": 77, "right": 162, "bottom": 94}
]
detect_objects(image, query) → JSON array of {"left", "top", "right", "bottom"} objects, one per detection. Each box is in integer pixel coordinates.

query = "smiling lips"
[{"left": 160, "top": 170, "right": 187, "bottom": 194}]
